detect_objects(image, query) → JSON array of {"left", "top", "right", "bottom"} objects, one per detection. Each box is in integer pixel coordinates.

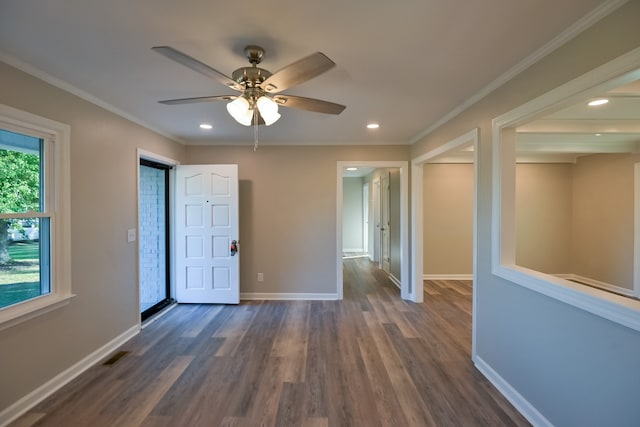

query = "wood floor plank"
[
  {"left": 11, "top": 258, "right": 530, "bottom": 427},
  {"left": 181, "top": 305, "right": 223, "bottom": 337},
  {"left": 357, "top": 337, "right": 410, "bottom": 427},
  {"left": 212, "top": 304, "right": 256, "bottom": 356},
  {"left": 302, "top": 417, "right": 329, "bottom": 427},
  {"left": 274, "top": 382, "right": 305, "bottom": 426},
  {"left": 270, "top": 301, "right": 309, "bottom": 382},
  {"left": 110, "top": 355, "right": 193, "bottom": 427},
  {"left": 362, "top": 310, "right": 438, "bottom": 427}
]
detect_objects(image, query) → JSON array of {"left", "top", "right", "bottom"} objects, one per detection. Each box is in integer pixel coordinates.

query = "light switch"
[{"left": 127, "top": 229, "right": 136, "bottom": 243}]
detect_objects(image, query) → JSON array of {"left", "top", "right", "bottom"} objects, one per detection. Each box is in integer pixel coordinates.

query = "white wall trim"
[
  {"left": 409, "top": 0, "right": 627, "bottom": 145},
  {"left": 492, "top": 47, "right": 640, "bottom": 333},
  {"left": 240, "top": 293, "right": 339, "bottom": 301},
  {"left": 473, "top": 355, "right": 553, "bottom": 427},
  {"left": 556, "top": 274, "right": 635, "bottom": 298},
  {"left": 424, "top": 274, "right": 473, "bottom": 281},
  {"left": 342, "top": 247, "right": 365, "bottom": 253},
  {"left": 337, "top": 161, "right": 410, "bottom": 301},
  {"left": 635, "top": 162, "right": 640, "bottom": 298},
  {"left": 0, "top": 325, "right": 140, "bottom": 427},
  {"left": 0, "top": 104, "right": 73, "bottom": 331}
]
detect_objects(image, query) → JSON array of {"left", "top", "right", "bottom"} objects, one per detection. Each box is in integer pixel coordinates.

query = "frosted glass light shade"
[
  {"left": 256, "top": 96, "right": 281, "bottom": 126},
  {"left": 227, "top": 97, "right": 253, "bottom": 126}
]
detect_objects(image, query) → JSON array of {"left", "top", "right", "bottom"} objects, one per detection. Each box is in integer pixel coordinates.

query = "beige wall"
[
  {"left": 0, "top": 61, "right": 186, "bottom": 411},
  {"left": 571, "top": 153, "right": 638, "bottom": 288},
  {"left": 410, "top": 2, "right": 640, "bottom": 425},
  {"left": 423, "top": 163, "right": 474, "bottom": 275},
  {"left": 515, "top": 163, "right": 573, "bottom": 274},
  {"left": 185, "top": 146, "right": 409, "bottom": 295}
]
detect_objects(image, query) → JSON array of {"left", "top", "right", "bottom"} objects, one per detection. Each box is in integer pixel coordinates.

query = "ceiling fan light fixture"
[
  {"left": 227, "top": 97, "right": 253, "bottom": 126},
  {"left": 256, "top": 96, "right": 281, "bottom": 126}
]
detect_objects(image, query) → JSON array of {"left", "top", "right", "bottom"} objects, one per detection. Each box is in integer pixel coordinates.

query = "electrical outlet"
[
  {"left": 257, "top": 273, "right": 264, "bottom": 282},
  {"left": 127, "top": 229, "right": 136, "bottom": 243}
]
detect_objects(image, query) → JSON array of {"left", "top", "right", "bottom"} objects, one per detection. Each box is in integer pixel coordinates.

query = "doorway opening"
[
  {"left": 337, "top": 161, "right": 409, "bottom": 300},
  {"left": 139, "top": 158, "right": 172, "bottom": 321},
  {"left": 411, "top": 128, "right": 479, "bottom": 354}
]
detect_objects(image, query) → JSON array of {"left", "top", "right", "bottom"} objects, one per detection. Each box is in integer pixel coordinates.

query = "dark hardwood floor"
[{"left": 12, "top": 258, "right": 530, "bottom": 426}]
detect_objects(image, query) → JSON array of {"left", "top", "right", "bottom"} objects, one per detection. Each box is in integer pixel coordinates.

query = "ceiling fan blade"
[
  {"left": 152, "top": 46, "right": 244, "bottom": 91},
  {"left": 273, "top": 95, "right": 346, "bottom": 115},
  {"left": 158, "top": 95, "right": 236, "bottom": 105},
  {"left": 261, "top": 52, "right": 336, "bottom": 93}
]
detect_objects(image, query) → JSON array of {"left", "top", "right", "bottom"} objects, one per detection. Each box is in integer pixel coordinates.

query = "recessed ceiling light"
[
  {"left": 346, "top": 167, "right": 358, "bottom": 171},
  {"left": 588, "top": 99, "right": 609, "bottom": 106},
  {"left": 367, "top": 123, "right": 380, "bottom": 129},
  {"left": 595, "top": 133, "right": 602, "bottom": 136},
  {"left": 199, "top": 123, "right": 213, "bottom": 130}
]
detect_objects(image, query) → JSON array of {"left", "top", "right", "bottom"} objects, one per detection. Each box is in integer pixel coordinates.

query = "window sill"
[
  {"left": 0, "top": 293, "right": 76, "bottom": 332},
  {"left": 493, "top": 264, "right": 640, "bottom": 332}
]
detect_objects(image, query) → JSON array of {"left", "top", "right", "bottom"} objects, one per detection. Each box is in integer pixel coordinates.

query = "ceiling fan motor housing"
[{"left": 231, "top": 67, "right": 272, "bottom": 88}]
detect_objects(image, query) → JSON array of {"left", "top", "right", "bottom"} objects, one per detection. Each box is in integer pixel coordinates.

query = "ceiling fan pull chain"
[{"left": 253, "top": 109, "right": 259, "bottom": 151}]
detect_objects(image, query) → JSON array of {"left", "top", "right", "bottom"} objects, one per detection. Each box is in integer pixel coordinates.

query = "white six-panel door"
[{"left": 175, "top": 165, "right": 239, "bottom": 304}]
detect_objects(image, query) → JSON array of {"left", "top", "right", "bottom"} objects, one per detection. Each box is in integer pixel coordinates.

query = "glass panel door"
[{"left": 139, "top": 159, "right": 171, "bottom": 320}]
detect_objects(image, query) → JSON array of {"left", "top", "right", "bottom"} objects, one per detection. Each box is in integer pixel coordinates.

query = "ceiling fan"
[{"left": 152, "top": 45, "right": 346, "bottom": 127}]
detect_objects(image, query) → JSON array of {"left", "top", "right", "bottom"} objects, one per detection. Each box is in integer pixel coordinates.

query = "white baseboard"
[
  {"left": 473, "top": 355, "right": 552, "bottom": 427},
  {"left": 342, "top": 254, "right": 369, "bottom": 259},
  {"left": 555, "top": 274, "right": 635, "bottom": 297},
  {"left": 423, "top": 274, "right": 473, "bottom": 280},
  {"left": 240, "top": 293, "right": 339, "bottom": 301},
  {"left": 342, "top": 248, "right": 365, "bottom": 253},
  {"left": 0, "top": 324, "right": 140, "bottom": 427}
]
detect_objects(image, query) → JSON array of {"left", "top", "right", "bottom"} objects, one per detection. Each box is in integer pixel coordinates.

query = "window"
[
  {"left": 492, "top": 49, "right": 640, "bottom": 332},
  {"left": 0, "top": 105, "right": 71, "bottom": 330}
]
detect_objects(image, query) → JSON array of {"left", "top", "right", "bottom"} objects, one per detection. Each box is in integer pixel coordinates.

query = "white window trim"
[
  {"left": 0, "top": 104, "right": 73, "bottom": 331},
  {"left": 492, "top": 47, "right": 640, "bottom": 332}
]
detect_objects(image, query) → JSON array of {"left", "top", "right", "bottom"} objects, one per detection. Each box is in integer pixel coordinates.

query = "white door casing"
[
  {"left": 175, "top": 164, "right": 239, "bottom": 304},
  {"left": 381, "top": 172, "right": 391, "bottom": 273}
]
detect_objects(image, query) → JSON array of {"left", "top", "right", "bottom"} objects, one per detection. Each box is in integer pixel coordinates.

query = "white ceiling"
[
  {"left": 0, "top": 0, "right": 611, "bottom": 146},
  {"left": 516, "top": 78, "right": 640, "bottom": 162}
]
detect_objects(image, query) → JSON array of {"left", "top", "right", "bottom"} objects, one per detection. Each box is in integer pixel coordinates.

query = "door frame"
[
  {"left": 362, "top": 182, "right": 369, "bottom": 258},
  {"left": 411, "top": 128, "right": 478, "bottom": 352},
  {"left": 136, "top": 149, "right": 179, "bottom": 325},
  {"left": 337, "top": 161, "right": 409, "bottom": 300},
  {"left": 635, "top": 162, "right": 640, "bottom": 298},
  {"left": 380, "top": 171, "right": 391, "bottom": 273}
]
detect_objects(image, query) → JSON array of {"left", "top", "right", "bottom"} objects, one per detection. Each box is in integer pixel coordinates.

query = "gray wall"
[{"left": 411, "top": 2, "right": 640, "bottom": 425}]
